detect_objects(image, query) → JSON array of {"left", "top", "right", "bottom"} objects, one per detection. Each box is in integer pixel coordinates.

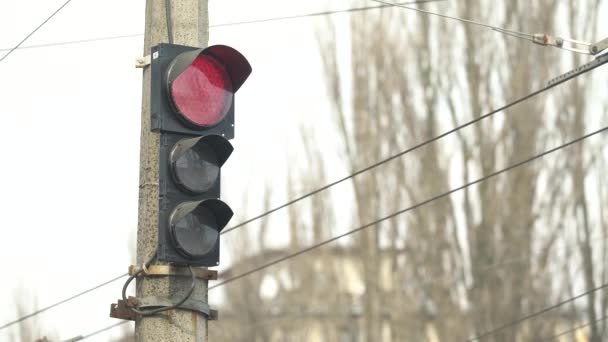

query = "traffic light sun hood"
[
  {"left": 165, "top": 45, "right": 252, "bottom": 129},
  {"left": 170, "top": 135, "right": 234, "bottom": 194}
]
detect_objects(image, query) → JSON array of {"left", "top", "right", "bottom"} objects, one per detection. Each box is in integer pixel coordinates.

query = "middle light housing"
[{"left": 169, "top": 135, "right": 234, "bottom": 194}]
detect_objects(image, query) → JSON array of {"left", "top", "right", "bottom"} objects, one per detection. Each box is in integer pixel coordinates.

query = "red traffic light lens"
[{"left": 170, "top": 55, "right": 234, "bottom": 127}]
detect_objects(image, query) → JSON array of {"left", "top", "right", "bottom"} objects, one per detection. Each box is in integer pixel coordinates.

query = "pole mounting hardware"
[
  {"left": 110, "top": 296, "right": 218, "bottom": 320},
  {"left": 128, "top": 264, "right": 218, "bottom": 280},
  {"left": 135, "top": 54, "right": 151, "bottom": 68}
]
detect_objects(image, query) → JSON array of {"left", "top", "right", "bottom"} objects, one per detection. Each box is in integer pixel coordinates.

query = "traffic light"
[{"left": 150, "top": 43, "right": 251, "bottom": 266}]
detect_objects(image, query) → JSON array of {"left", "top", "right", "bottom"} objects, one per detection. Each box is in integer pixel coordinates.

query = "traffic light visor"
[
  {"left": 169, "top": 200, "right": 234, "bottom": 259},
  {"left": 170, "top": 135, "right": 234, "bottom": 194}
]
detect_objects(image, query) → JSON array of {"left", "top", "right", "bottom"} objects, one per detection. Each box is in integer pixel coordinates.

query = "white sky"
[{"left": 0, "top": 0, "right": 353, "bottom": 340}]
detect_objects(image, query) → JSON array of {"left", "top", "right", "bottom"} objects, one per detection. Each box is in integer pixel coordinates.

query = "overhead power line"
[
  {"left": 0, "top": 0, "right": 74, "bottom": 62},
  {"left": 0, "top": 273, "right": 127, "bottom": 331},
  {"left": 0, "top": 33, "right": 143, "bottom": 51},
  {"left": 62, "top": 321, "right": 130, "bottom": 342},
  {"left": 2, "top": 37, "right": 605, "bottom": 335},
  {"left": 212, "top": 126, "right": 608, "bottom": 290},
  {"left": 5, "top": 49, "right": 605, "bottom": 332},
  {"left": 75, "top": 125, "right": 608, "bottom": 341},
  {"left": 541, "top": 316, "right": 608, "bottom": 341},
  {"left": 222, "top": 52, "right": 608, "bottom": 235},
  {"left": 371, "top": 0, "right": 533, "bottom": 37},
  {"left": 2, "top": 28, "right": 605, "bottom": 340},
  {"left": 0, "top": 0, "right": 443, "bottom": 52},
  {"left": 374, "top": 0, "right": 608, "bottom": 56},
  {"left": 467, "top": 283, "right": 608, "bottom": 341},
  {"left": 211, "top": 0, "right": 443, "bottom": 27}
]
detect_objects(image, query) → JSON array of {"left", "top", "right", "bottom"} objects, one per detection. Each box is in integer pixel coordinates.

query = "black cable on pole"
[
  {"left": 221, "top": 54, "right": 608, "bottom": 235},
  {"left": 211, "top": 126, "right": 608, "bottom": 290},
  {"left": 0, "top": 273, "right": 128, "bottom": 331},
  {"left": 121, "top": 266, "right": 196, "bottom": 316},
  {"left": 165, "top": 0, "right": 174, "bottom": 44},
  {"left": 0, "top": 0, "right": 444, "bottom": 52},
  {"left": 467, "top": 283, "right": 608, "bottom": 341},
  {"left": 0, "top": 0, "right": 74, "bottom": 62},
  {"left": 119, "top": 250, "right": 197, "bottom": 316}
]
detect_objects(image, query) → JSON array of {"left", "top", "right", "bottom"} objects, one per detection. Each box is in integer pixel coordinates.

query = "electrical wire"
[
  {"left": 221, "top": 51, "right": 608, "bottom": 236},
  {"left": 61, "top": 321, "right": 129, "bottom": 342},
  {"left": 119, "top": 250, "right": 196, "bottom": 316},
  {"left": 371, "top": 0, "right": 533, "bottom": 38},
  {"left": 0, "top": 0, "right": 444, "bottom": 52},
  {"left": 0, "top": 272, "right": 127, "bottom": 331},
  {"left": 121, "top": 265, "right": 196, "bottom": 316},
  {"left": 0, "top": 33, "right": 143, "bottom": 51},
  {"left": 52, "top": 81, "right": 608, "bottom": 340},
  {"left": 0, "top": 0, "right": 74, "bottom": 62},
  {"left": 467, "top": 283, "right": 608, "bottom": 341},
  {"left": 212, "top": 0, "right": 443, "bottom": 27},
  {"left": 212, "top": 126, "right": 608, "bottom": 290},
  {"left": 541, "top": 316, "right": 608, "bottom": 341},
  {"left": 164, "top": 0, "right": 174, "bottom": 44},
  {"left": 67, "top": 125, "right": 608, "bottom": 341},
  {"left": 2, "top": 5, "right": 605, "bottom": 334}
]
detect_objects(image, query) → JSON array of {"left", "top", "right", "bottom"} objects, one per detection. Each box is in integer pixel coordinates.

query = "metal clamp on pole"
[
  {"left": 135, "top": 55, "right": 151, "bottom": 68},
  {"left": 110, "top": 296, "right": 218, "bottom": 321},
  {"left": 128, "top": 264, "right": 218, "bottom": 280}
]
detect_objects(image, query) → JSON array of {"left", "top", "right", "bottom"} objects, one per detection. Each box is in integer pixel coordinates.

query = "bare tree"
[{"left": 213, "top": 1, "right": 606, "bottom": 341}]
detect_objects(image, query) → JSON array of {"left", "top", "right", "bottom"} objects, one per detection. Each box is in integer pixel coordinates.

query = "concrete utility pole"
[{"left": 136, "top": 0, "right": 210, "bottom": 341}]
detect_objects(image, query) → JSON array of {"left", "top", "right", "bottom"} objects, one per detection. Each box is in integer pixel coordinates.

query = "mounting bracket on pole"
[
  {"left": 110, "top": 296, "right": 218, "bottom": 321},
  {"left": 128, "top": 264, "right": 218, "bottom": 280},
  {"left": 135, "top": 54, "right": 151, "bottom": 68}
]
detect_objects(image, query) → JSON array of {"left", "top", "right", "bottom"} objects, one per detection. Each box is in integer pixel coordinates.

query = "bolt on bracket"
[
  {"left": 110, "top": 298, "right": 138, "bottom": 321},
  {"left": 135, "top": 55, "right": 151, "bottom": 68}
]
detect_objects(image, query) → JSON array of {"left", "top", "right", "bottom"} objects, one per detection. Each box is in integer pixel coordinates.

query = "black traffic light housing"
[{"left": 150, "top": 43, "right": 251, "bottom": 266}]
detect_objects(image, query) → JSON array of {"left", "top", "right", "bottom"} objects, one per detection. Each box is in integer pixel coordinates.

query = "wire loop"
[{"left": 121, "top": 250, "right": 197, "bottom": 316}]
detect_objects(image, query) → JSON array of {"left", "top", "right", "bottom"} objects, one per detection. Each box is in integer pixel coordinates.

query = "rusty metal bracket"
[
  {"left": 129, "top": 264, "right": 218, "bottom": 280},
  {"left": 110, "top": 298, "right": 138, "bottom": 321}
]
